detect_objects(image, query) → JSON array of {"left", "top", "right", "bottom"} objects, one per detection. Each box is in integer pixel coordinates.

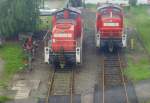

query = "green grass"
[
  {"left": 0, "top": 96, "right": 11, "bottom": 103},
  {"left": 124, "top": 57, "right": 150, "bottom": 82},
  {"left": 0, "top": 42, "right": 25, "bottom": 87},
  {"left": 125, "top": 6, "right": 150, "bottom": 52},
  {"left": 124, "top": 6, "right": 150, "bottom": 82}
]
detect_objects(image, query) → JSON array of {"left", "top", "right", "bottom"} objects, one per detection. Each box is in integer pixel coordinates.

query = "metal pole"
[{"left": 43, "top": 0, "right": 44, "bottom": 8}]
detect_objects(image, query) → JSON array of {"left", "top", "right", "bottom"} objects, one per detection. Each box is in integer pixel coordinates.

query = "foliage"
[
  {"left": 129, "top": 0, "right": 137, "bottom": 6},
  {"left": 0, "top": 96, "right": 11, "bottom": 103},
  {"left": 124, "top": 6, "right": 150, "bottom": 82},
  {"left": 0, "top": 0, "right": 40, "bottom": 37},
  {"left": 0, "top": 42, "right": 25, "bottom": 86},
  {"left": 125, "top": 6, "right": 150, "bottom": 53}
]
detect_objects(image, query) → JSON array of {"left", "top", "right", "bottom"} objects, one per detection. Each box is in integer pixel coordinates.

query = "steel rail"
[
  {"left": 118, "top": 52, "right": 129, "bottom": 103},
  {"left": 102, "top": 51, "right": 129, "bottom": 103},
  {"left": 46, "top": 69, "right": 75, "bottom": 103},
  {"left": 45, "top": 70, "right": 55, "bottom": 103},
  {"left": 102, "top": 55, "right": 105, "bottom": 103},
  {"left": 70, "top": 69, "right": 74, "bottom": 103}
]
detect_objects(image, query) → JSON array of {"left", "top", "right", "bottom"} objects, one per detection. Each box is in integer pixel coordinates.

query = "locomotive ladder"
[
  {"left": 102, "top": 51, "right": 129, "bottom": 103},
  {"left": 46, "top": 69, "right": 75, "bottom": 103}
]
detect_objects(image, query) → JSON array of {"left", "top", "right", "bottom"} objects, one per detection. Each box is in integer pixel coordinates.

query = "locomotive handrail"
[
  {"left": 100, "top": 31, "right": 122, "bottom": 33},
  {"left": 43, "top": 30, "right": 50, "bottom": 41},
  {"left": 98, "top": 13, "right": 123, "bottom": 17},
  {"left": 51, "top": 51, "right": 77, "bottom": 54},
  {"left": 52, "top": 39, "right": 77, "bottom": 47},
  {"left": 100, "top": 30, "right": 122, "bottom": 32},
  {"left": 101, "top": 27, "right": 122, "bottom": 29},
  {"left": 52, "top": 45, "right": 76, "bottom": 47}
]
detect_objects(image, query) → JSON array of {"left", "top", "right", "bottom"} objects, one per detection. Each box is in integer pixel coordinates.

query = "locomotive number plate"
[
  {"left": 54, "top": 33, "right": 72, "bottom": 38},
  {"left": 104, "top": 22, "right": 119, "bottom": 26}
]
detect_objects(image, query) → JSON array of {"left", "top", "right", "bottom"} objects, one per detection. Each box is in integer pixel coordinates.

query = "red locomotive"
[
  {"left": 95, "top": 4, "right": 127, "bottom": 51},
  {"left": 44, "top": 7, "right": 83, "bottom": 68}
]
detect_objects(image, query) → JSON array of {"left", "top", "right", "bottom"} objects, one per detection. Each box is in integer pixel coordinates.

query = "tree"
[
  {"left": 129, "top": 0, "right": 137, "bottom": 6},
  {"left": 0, "top": 0, "right": 40, "bottom": 37}
]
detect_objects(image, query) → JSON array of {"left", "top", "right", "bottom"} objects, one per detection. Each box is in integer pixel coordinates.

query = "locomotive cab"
[{"left": 96, "top": 4, "right": 127, "bottom": 51}]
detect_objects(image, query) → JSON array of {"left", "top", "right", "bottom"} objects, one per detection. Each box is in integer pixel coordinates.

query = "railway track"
[
  {"left": 46, "top": 69, "right": 75, "bottom": 103},
  {"left": 102, "top": 50, "right": 129, "bottom": 103}
]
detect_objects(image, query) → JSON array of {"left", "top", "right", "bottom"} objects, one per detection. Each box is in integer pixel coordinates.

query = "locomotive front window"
[
  {"left": 111, "top": 14, "right": 120, "bottom": 18},
  {"left": 112, "top": 7, "right": 121, "bottom": 13},
  {"left": 99, "top": 8, "right": 108, "bottom": 13},
  {"left": 56, "top": 12, "right": 64, "bottom": 19},
  {"left": 99, "top": 7, "right": 122, "bottom": 17},
  {"left": 101, "top": 13, "right": 121, "bottom": 18},
  {"left": 69, "top": 12, "right": 78, "bottom": 19},
  {"left": 101, "top": 13, "right": 110, "bottom": 18},
  {"left": 56, "top": 11, "right": 78, "bottom": 20}
]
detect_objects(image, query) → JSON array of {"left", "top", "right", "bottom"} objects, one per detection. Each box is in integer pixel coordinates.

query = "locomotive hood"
[{"left": 52, "top": 23, "right": 75, "bottom": 38}]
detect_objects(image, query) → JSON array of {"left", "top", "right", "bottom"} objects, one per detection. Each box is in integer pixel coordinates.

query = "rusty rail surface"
[
  {"left": 46, "top": 69, "right": 75, "bottom": 103},
  {"left": 102, "top": 51, "right": 129, "bottom": 103}
]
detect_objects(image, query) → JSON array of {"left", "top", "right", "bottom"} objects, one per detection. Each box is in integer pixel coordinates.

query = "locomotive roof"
[
  {"left": 53, "top": 7, "right": 81, "bottom": 15},
  {"left": 97, "top": 3, "right": 122, "bottom": 11}
]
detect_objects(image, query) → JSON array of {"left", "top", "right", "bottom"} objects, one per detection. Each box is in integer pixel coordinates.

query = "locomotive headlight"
[
  {"left": 96, "top": 33, "right": 100, "bottom": 48},
  {"left": 97, "top": 34, "right": 100, "bottom": 39},
  {"left": 77, "top": 48, "right": 80, "bottom": 55},
  {"left": 76, "top": 47, "right": 81, "bottom": 63}
]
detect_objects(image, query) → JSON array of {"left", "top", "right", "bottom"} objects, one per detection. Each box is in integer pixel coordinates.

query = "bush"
[
  {"left": 0, "top": 96, "right": 11, "bottom": 103},
  {"left": 0, "top": 42, "right": 25, "bottom": 85}
]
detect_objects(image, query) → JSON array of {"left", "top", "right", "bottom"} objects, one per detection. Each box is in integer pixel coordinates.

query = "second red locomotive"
[{"left": 95, "top": 4, "right": 127, "bottom": 51}]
